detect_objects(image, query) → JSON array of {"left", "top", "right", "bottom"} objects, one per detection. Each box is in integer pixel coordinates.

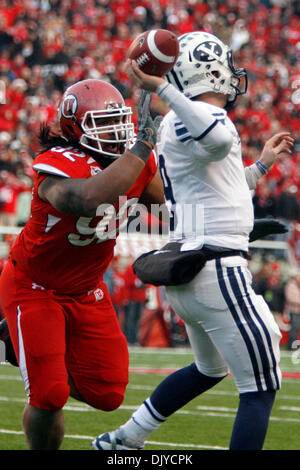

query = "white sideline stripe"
[
  {"left": 1, "top": 374, "right": 300, "bottom": 401},
  {"left": 197, "top": 406, "right": 236, "bottom": 412},
  {"left": 0, "top": 428, "right": 227, "bottom": 450},
  {"left": 0, "top": 375, "right": 23, "bottom": 381},
  {"left": 129, "top": 347, "right": 193, "bottom": 354},
  {"left": 129, "top": 347, "right": 293, "bottom": 358},
  {"left": 279, "top": 406, "right": 300, "bottom": 412},
  {"left": 146, "top": 440, "right": 227, "bottom": 450},
  {"left": 1, "top": 396, "right": 300, "bottom": 424}
]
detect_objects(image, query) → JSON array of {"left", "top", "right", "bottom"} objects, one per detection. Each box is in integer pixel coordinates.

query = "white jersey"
[
  {"left": 156, "top": 84, "right": 254, "bottom": 252},
  {"left": 154, "top": 84, "right": 281, "bottom": 398}
]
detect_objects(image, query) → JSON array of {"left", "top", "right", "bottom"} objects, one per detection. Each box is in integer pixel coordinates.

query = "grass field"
[{"left": 0, "top": 346, "right": 299, "bottom": 451}]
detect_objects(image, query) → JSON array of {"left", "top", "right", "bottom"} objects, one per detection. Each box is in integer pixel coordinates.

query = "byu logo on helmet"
[
  {"left": 193, "top": 41, "right": 223, "bottom": 62},
  {"left": 61, "top": 94, "right": 78, "bottom": 119}
]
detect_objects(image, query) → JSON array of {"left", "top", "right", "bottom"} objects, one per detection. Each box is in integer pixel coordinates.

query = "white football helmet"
[{"left": 166, "top": 31, "right": 247, "bottom": 104}]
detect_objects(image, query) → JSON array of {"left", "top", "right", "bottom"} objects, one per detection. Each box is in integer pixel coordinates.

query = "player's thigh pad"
[
  {"left": 63, "top": 284, "right": 129, "bottom": 410},
  {"left": 0, "top": 260, "right": 70, "bottom": 409}
]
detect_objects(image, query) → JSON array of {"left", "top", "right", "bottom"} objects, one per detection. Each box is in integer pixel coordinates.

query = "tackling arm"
[
  {"left": 38, "top": 152, "right": 147, "bottom": 217},
  {"left": 38, "top": 91, "right": 159, "bottom": 217}
]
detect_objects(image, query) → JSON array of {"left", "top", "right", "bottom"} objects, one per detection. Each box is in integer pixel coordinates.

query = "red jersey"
[
  {"left": 0, "top": 180, "right": 31, "bottom": 214},
  {"left": 10, "top": 145, "right": 157, "bottom": 295},
  {"left": 125, "top": 263, "right": 147, "bottom": 303}
]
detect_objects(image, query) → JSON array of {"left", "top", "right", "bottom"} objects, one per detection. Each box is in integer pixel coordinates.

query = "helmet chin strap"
[
  {"left": 71, "top": 115, "right": 84, "bottom": 133},
  {"left": 224, "top": 94, "right": 237, "bottom": 111},
  {"left": 80, "top": 136, "right": 125, "bottom": 167},
  {"left": 87, "top": 148, "right": 120, "bottom": 168}
]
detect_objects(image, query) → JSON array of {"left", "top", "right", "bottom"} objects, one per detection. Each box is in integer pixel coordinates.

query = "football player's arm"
[
  {"left": 244, "top": 132, "right": 294, "bottom": 190},
  {"left": 138, "top": 170, "right": 165, "bottom": 210},
  {"left": 126, "top": 60, "right": 233, "bottom": 161},
  {"left": 38, "top": 149, "right": 151, "bottom": 217},
  {"left": 138, "top": 169, "right": 167, "bottom": 232}
]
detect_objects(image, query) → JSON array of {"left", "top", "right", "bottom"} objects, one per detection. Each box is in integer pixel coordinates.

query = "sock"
[
  {"left": 118, "top": 398, "right": 166, "bottom": 446},
  {"left": 118, "top": 363, "right": 226, "bottom": 445},
  {"left": 150, "top": 362, "right": 226, "bottom": 416},
  {"left": 230, "top": 390, "right": 276, "bottom": 450}
]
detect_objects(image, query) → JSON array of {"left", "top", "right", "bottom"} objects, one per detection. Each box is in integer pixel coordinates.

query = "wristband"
[
  {"left": 156, "top": 82, "right": 171, "bottom": 97},
  {"left": 256, "top": 161, "right": 268, "bottom": 175},
  {"left": 129, "top": 140, "right": 152, "bottom": 163}
]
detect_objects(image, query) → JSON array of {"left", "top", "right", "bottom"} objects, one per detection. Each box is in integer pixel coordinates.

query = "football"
[{"left": 128, "top": 29, "right": 179, "bottom": 77}]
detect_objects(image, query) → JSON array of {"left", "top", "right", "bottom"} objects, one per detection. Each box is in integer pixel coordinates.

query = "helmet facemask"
[{"left": 80, "top": 106, "right": 134, "bottom": 158}]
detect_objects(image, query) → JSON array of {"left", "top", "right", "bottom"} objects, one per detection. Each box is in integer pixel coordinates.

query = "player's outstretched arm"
[
  {"left": 258, "top": 132, "right": 294, "bottom": 170},
  {"left": 244, "top": 132, "right": 294, "bottom": 190},
  {"left": 38, "top": 93, "right": 158, "bottom": 217}
]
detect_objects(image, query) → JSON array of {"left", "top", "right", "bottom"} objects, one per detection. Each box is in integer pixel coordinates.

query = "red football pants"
[{"left": 0, "top": 258, "right": 129, "bottom": 410}]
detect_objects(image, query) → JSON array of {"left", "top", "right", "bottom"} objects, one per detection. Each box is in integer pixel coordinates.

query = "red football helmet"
[{"left": 58, "top": 79, "right": 134, "bottom": 158}]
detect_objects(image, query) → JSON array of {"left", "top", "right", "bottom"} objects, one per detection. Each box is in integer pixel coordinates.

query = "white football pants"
[{"left": 166, "top": 255, "right": 282, "bottom": 393}]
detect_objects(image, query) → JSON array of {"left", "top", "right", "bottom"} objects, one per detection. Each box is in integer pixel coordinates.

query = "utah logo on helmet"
[{"left": 60, "top": 94, "right": 78, "bottom": 119}]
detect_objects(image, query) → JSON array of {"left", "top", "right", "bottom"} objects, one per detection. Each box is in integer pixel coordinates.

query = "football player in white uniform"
[{"left": 92, "top": 32, "right": 294, "bottom": 451}]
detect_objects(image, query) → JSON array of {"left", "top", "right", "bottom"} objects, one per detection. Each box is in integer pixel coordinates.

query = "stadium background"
[{"left": 0, "top": 0, "right": 299, "bottom": 348}]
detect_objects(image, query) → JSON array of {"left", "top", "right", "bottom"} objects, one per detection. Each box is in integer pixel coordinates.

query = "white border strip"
[
  {"left": 147, "top": 30, "right": 175, "bottom": 63},
  {"left": 33, "top": 163, "right": 70, "bottom": 178},
  {"left": 17, "top": 306, "right": 29, "bottom": 395}
]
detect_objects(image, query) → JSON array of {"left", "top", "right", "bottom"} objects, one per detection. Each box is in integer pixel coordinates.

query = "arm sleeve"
[
  {"left": 157, "top": 82, "right": 233, "bottom": 161},
  {"left": 244, "top": 162, "right": 266, "bottom": 190}
]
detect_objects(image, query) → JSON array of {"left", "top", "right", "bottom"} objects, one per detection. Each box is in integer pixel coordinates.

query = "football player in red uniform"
[{"left": 0, "top": 79, "right": 164, "bottom": 450}]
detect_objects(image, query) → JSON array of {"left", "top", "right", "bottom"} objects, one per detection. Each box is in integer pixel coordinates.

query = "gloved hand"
[
  {"left": 249, "top": 219, "right": 288, "bottom": 243},
  {"left": 136, "top": 91, "right": 161, "bottom": 149}
]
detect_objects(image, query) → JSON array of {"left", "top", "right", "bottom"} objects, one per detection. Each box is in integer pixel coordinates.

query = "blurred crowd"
[
  {"left": 0, "top": 0, "right": 299, "bottom": 233},
  {"left": 103, "top": 255, "right": 195, "bottom": 348},
  {"left": 0, "top": 0, "right": 299, "bottom": 344}
]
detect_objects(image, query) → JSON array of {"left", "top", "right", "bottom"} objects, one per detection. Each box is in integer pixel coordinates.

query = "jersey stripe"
[
  {"left": 194, "top": 119, "right": 218, "bottom": 141},
  {"left": 17, "top": 306, "right": 30, "bottom": 394},
  {"left": 216, "top": 259, "right": 263, "bottom": 391},
  {"left": 33, "top": 163, "right": 70, "bottom": 178},
  {"left": 227, "top": 266, "right": 275, "bottom": 390},
  {"left": 175, "top": 126, "right": 189, "bottom": 136},
  {"left": 236, "top": 266, "right": 281, "bottom": 390},
  {"left": 174, "top": 122, "right": 192, "bottom": 143},
  {"left": 217, "top": 259, "right": 280, "bottom": 391},
  {"left": 143, "top": 398, "right": 166, "bottom": 423}
]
